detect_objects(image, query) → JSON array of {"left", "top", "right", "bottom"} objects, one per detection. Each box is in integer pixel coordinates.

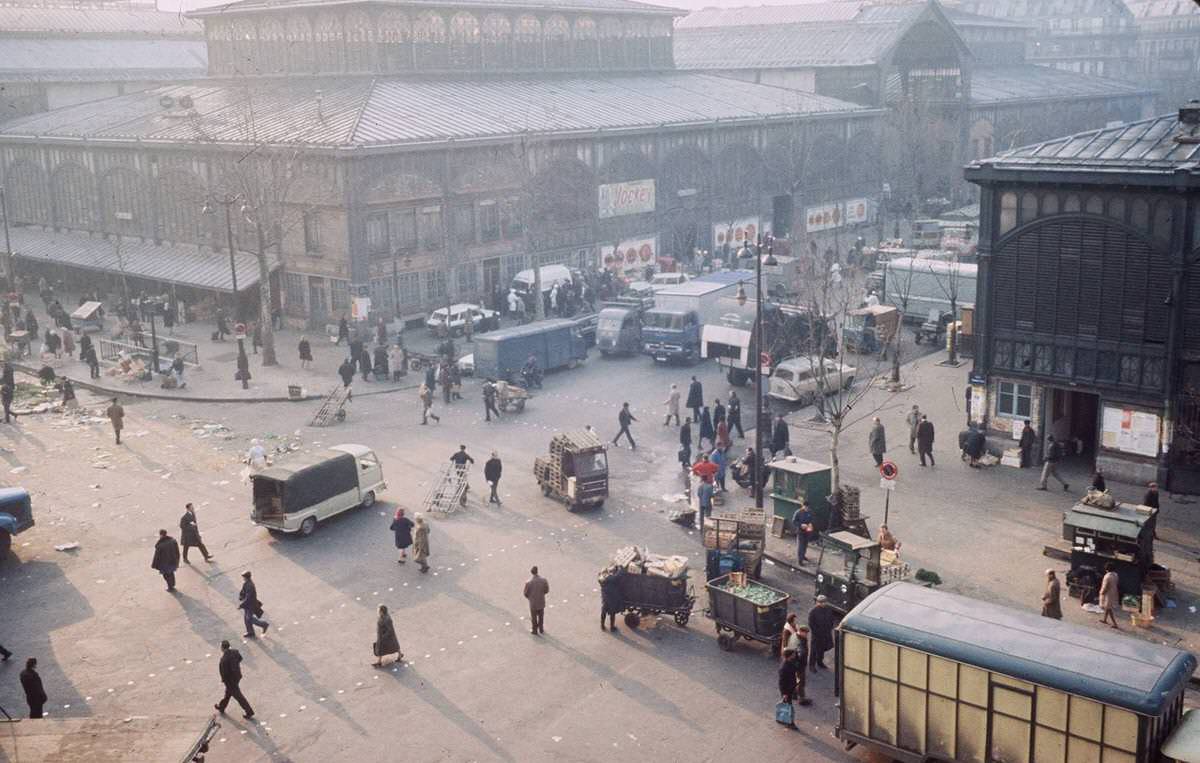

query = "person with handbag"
[
  {"left": 373, "top": 605, "right": 403, "bottom": 667},
  {"left": 238, "top": 570, "right": 270, "bottom": 638},
  {"left": 791, "top": 503, "right": 814, "bottom": 566}
]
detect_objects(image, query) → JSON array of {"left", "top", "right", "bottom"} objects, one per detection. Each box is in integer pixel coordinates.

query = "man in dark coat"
[
  {"left": 712, "top": 399, "right": 726, "bottom": 428},
  {"left": 359, "top": 347, "right": 372, "bottom": 382},
  {"left": 1143, "top": 482, "right": 1160, "bottom": 509},
  {"left": 678, "top": 419, "right": 692, "bottom": 470},
  {"left": 600, "top": 569, "right": 624, "bottom": 632},
  {"left": 686, "top": 376, "right": 704, "bottom": 423},
  {"left": 771, "top": 414, "right": 790, "bottom": 457},
  {"left": 179, "top": 503, "right": 213, "bottom": 563},
  {"left": 238, "top": 571, "right": 270, "bottom": 638},
  {"left": 524, "top": 566, "right": 549, "bottom": 635},
  {"left": 613, "top": 402, "right": 637, "bottom": 449},
  {"left": 916, "top": 414, "right": 935, "bottom": 467},
  {"left": 20, "top": 657, "right": 47, "bottom": 718},
  {"left": 1018, "top": 421, "right": 1037, "bottom": 468},
  {"left": 868, "top": 417, "right": 887, "bottom": 466},
  {"left": 791, "top": 504, "right": 814, "bottom": 565},
  {"left": 1, "top": 383, "right": 15, "bottom": 424},
  {"left": 807, "top": 595, "right": 839, "bottom": 672},
  {"left": 727, "top": 391, "right": 744, "bottom": 438},
  {"left": 214, "top": 640, "right": 254, "bottom": 719},
  {"left": 482, "top": 380, "right": 501, "bottom": 422},
  {"left": 336, "top": 316, "right": 349, "bottom": 345},
  {"left": 349, "top": 337, "right": 364, "bottom": 372},
  {"left": 338, "top": 359, "right": 355, "bottom": 388},
  {"left": 484, "top": 451, "right": 503, "bottom": 504},
  {"left": 150, "top": 529, "right": 181, "bottom": 592}
]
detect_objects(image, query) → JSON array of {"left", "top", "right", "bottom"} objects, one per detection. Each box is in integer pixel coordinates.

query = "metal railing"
[{"left": 97, "top": 336, "right": 200, "bottom": 369}]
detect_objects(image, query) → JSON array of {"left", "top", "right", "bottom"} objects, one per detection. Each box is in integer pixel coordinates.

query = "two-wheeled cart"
[
  {"left": 704, "top": 572, "right": 790, "bottom": 653},
  {"left": 616, "top": 567, "right": 695, "bottom": 628},
  {"left": 422, "top": 463, "right": 469, "bottom": 514},
  {"left": 310, "top": 385, "right": 350, "bottom": 426}
]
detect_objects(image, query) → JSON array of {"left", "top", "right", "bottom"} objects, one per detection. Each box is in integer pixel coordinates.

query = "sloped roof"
[
  {"left": 191, "top": 0, "right": 679, "bottom": 18},
  {"left": 0, "top": 39, "right": 207, "bottom": 82},
  {"left": 1125, "top": 0, "right": 1200, "bottom": 19},
  {"left": 0, "top": 6, "right": 201, "bottom": 37},
  {"left": 0, "top": 74, "right": 875, "bottom": 149},
  {"left": 674, "top": 22, "right": 901, "bottom": 68},
  {"left": 970, "top": 64, "right": 1151, "bottom": 105},
  {"left": 675, "top": 2, "right": 864, "bottom": 29},
  {"left": 967, "top": 111, "right": 1200, "bottom": 174}
]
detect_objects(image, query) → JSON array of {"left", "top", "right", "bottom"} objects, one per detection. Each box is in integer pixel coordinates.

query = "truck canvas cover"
[{"left": 252, "top": 450, "right": 357, "bottom": 514}]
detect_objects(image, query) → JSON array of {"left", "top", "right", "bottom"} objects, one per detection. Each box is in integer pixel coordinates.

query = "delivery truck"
[
  {"left": 641, "top": 270, "right": 753, "bottom": 364},
  {"left": 472, "top": 319, "right": 588, "bottom": 381},
  {"left": 878, "top": 256, "right": 978, "bottom": 324},
  {"left": 702, "top": 297, "right": 837, "bottom": 386}
]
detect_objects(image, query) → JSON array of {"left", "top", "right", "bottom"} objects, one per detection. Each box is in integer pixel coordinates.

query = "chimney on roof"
[{"left": 1178, "top": 100, "right": 1200, "bottom": 145}]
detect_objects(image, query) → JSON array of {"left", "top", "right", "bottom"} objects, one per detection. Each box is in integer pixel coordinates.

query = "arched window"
[
  {"left": 5, "top": 160, "right": 49, "bottom": 225},
  {"left": 449, "top": 12, "right": 480, "bottom": 69},
  {"left": 51, "top": 163, "right": 94, "bottom": 230},
  {"left": 314, "top": 12, "right": 345, "bottom": 73},
  {"left": 287, "top": 16, "right": 315, "bottom": 73},
  {"left": 99, "top": 167, "right": 150, "bottom": 237},
  {"left": 155, "top": 171, "right": 207, "bottom": 244},
  {"left": 344, "top": 11, "right": 373, "bottom": 72},
  {"left": 513, "top": 15, "right": 541, "bottom": 69},
  {"left": 378, "top": 10, "right": 411, "bottom": 71},
  {"left": 598, "top": 17, "right": 622, "bottom": 69},
  {"left": 544, "top": 15, "right": 569, "bottom": 69},
  {"left": 259, "top": 18, "right": 287, "bottom": 74},
  {"left": 573, "top": 17, "right": 597, "bottom": 68},
  {"left": 231, "top": 19, "right": 261, "bottom": 75},
  {"left": 413, "top": 11, "right": 447, "bottom": 68},
  {"left": 482, "top": 14, "right": 511, "bottom": 69},
  {"left": 624, "top": 18, "right": 649, "bottom": 68}
]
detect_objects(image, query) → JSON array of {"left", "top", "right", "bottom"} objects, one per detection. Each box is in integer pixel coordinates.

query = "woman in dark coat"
[
  {"left": 600, "top": 570, "right": 624, "bottom": 631},
  {"left": 373, "top": 345, "right": 389, "bottom": 379},
  {"left": 374, "top": 604, "right": 402, "bottom": 667},
  {"left": 698, "top": 406, "right": 715, "bottom": 447},
  {"left": 298, "top": 336, "right": 313, "bottom": 369},
  {"left": 389, "top": 508, "right": 414, "bottom": 563}
]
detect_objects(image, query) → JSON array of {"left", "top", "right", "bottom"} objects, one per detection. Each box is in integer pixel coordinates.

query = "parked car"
[
  {"left": 650, "top": 271, "right": 690, "bottom": 287},
  {"left": 425, "top": 303, "right": 500, "bottom": 336},
  {"left": 768, "top": 357, "right": 856, "bottom": 406}
]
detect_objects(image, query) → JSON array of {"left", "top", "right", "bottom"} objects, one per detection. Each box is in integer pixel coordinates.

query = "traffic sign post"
[{"left": 879, "top": 460, "right": 898, "bottom": 525}]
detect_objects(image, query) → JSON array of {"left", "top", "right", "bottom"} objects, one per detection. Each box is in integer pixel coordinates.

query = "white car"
[
  {"left": 768, "top": 357, "right": 856, "bottom": 405},
  {"left": 457, "top": 353, "right": 475, "bottom": 376},
  {"left": 650, "top": 271, "right": 690, "bottom": 287},
  {"left": 425, "top": 303, "right": 499, "bottom": 335}
]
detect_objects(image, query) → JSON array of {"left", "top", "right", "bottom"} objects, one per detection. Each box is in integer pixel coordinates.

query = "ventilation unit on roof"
[
  {"left": 1177, "top": 100, "right": 1200, "bottom": 145},
  {"left": 178, "top": 95, "right": 193, "bottom": 109}
]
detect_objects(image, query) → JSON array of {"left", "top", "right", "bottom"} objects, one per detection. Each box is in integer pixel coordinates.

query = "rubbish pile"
[{"left": 599, "top": 546, "right": 689, "bottom": 582}]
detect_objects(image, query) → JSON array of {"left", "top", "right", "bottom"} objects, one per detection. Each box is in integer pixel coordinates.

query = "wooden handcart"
[
  {"left": 496, "top": 380, "right": 529, "bottom": 412},
  {"left": 309, "top": 385, "right": 350, "bottom": 426}
]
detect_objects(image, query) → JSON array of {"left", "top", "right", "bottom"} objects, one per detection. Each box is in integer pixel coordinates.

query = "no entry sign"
[{"left": 879, "top": 461, "right": 898, "bottom": 480}]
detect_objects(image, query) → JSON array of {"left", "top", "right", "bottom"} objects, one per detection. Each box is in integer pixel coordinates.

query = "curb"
[
  {"left": 765, "top": 553, "right": 816, "bottom": 579},
  {"left": 12, "top": 362, "right": 420, "bottom": 404}
]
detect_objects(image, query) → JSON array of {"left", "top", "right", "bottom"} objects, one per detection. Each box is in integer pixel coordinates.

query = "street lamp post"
[
  {"left": 0, "top": 185, "right": 13, "bottom": 290},
  {"left": 737, "top": 235, "right": 777, "bottom": 510},
  {"left": 146, "top": 297, "right": 161, "bottom": 376},
  {"left": 203, "top": 195, "right": 241, "bottom": 323}
]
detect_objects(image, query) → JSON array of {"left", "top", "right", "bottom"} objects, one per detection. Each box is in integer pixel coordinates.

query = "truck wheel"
[
  {"left": 600, "top": 350, "right": 610, "bottom": 358},
  {"left": 299, "top": 517, "right": 317, "bottom": 537},
  {"left": 624, "top": 613, "right": 641, "bottom": 629},
  {"left": 0, "top": 529, "right": 10, "bottom": 554},
  {"left": 361, "top": 491, "right": 376, "bottom": 508},
  {"left": 674, "top": 611, "right": 690, "bottom": 627},
  {"left": 718, "top": 633, "right": 735, "bottom": 651}
]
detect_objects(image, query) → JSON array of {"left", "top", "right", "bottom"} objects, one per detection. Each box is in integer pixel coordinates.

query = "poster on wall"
[
  {"left": 1101, "top": 405, "right": 1160, "bottom": 457},
  {"left": 805, "top": 198, "right": 873, "bottom": 233},
  {"left": 600, "top": 236, "right": 658, "bottom": 277},
  {"left": 598, "top": 179, "right": 656, "bottom": 219},
  {"left": 713, "top": 217, "right": 768, "bottom": 253}
]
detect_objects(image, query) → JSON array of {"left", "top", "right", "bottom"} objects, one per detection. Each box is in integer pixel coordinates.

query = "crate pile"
[{"left": 599, "top": 546, "right": 689, "bottom": 581}]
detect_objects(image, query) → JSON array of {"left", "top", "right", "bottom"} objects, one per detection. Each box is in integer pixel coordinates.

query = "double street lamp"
[{"left": 735, "top": 235, "right": 778, "bottom": 510}]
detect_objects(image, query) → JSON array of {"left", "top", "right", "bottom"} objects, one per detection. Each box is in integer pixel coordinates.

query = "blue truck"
[
  {"left": 472, "top": 319, "right": 588, "bottom": 382},
  {"left": 641, "top": 270, "right": 753, "bottom": 364},
  {"left": 0, "top": 487, "right": 34, "bottom": 555}
]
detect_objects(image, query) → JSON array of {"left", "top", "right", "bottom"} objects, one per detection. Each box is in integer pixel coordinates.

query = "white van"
[
  {"left": 250, "top": 444, "right": 386, "bottom": 536},
  {"left": 768, "top": 357, "right": 856, "bottom": 405},
  {"left": 511, "top": 265, "right": 573, "bottom": 299}
]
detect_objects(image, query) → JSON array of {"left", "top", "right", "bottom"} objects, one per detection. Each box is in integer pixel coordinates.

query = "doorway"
[{"left": 1046, "top": 388, "right": 1099, "bottom": 462}]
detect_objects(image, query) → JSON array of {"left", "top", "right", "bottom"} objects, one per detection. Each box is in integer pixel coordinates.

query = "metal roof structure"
[
  {"left": 674, "top": 2, "right": 864, "bottom": 29},
  {"left": 7, "top": 227, "right": 273, "bottom": 292},
  {"left": 674, "top": 22, "right": 900, "bottom": 68},
  {"left": 191, "top": 0, "right": 679, "bottom": 18},
  {"left": 1125, "top": 0, "right": 1200, "bottom": 19},
  {"left": 1064, "top": 501, "right": 1155, "bottom": 539},
  {"left": 967, "top": 111, "right": 1200, "bottom": 175},
  {"left": 0, "top": 74, "right": 875, "bottom": 149},
  {"left": 970, "top": 64, "right": 1151, "bottom": 105},
  {"left": 842, "top": 582, "right": 1197, "bottom": 716},
  {"left": 0, "top": 6, "right": 201, "bottom": 36},
  {"left": 0, "top": 39, "right": 206, "bottom": 81}
]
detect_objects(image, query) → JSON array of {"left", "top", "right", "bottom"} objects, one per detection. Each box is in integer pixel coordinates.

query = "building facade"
[
  {"left": 1127, "top": 0, "right": 1200, "bottom": 113},
  {"left": 965, "top": 106, "right": 1200, "bottom": 490},
  {"left": 0, "top": 0, "right": 882, "bottom": 324}
]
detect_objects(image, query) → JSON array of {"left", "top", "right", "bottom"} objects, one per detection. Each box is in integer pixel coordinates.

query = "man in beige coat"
[
  {"left": 523, "top": 566, "right": 549, "bottom": 636},
  {"left": 1041, "top": 570, "right": 1062, "bottom": 619},
  {"left": 1099, "top": 562, "right": 1121, "bottom": 629}
]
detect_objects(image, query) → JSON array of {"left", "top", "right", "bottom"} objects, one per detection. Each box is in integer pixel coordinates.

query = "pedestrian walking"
[
  {"left": 686, "top": 376, "right": 703, "bottom": 423},
  {"left": 412, "top": 514, "right": 430, "bottom": 573},
  {"left": 482, "top": 379, "right": 501, "bottom": 422},
  {"left": 905, "top": 404, "right": 921, "bottom": 454},
  {"left": 678, "top": 419, "right": 692, "bottom": 470},
  {"left": 727, "top": 391, "right": 744, "bottom": 438},
  {"left": 151, "top": 529, "right": 181, "bottom": 592},
  {"left": 338, "top": 359, "right": 354, "bottom": 388},
  {"left": 790, "top": 502, "right": 813, "bottom": 566},
  {"left": 106, "top": 397, "right": 124, "bottom": 444},
  {"left": 1041, "top": 569, "right": 1062, "bottom": 619},
  {"left": 376, "top": 317, "right": 388, "bottom": 347},
  {"left": 663, "top": 384, "right": 681, "bottom": 426},
  {"left": 84, "top": 344, "right": 100, "bottom": 379},
  {"left": 807, "top": 595, "right": 838, "bottom": 672},
  {"left": 214, "top": 640, "right": 254, "bottom": 720},
  {"left": 1099, "top": 562, "right": 1121, "bottom": 629},
  {"left": 771, "top": 414, "right": 790, "bottom": 457},
  {"left": 1018, "top": 421, "right": 1036, "bottom": 467},
  {"left": 373, "top": 605, "right": 403, "bottom": 667},
  {"left": 78, "top": 333, "right": 92, "bottom": 362},
  {"left": 360, "top": 346, "right": 372, "bottom": 382},
  {"left": 349, "top": 337, "right": 364, "bottom": 374},
  {"left": 336, "top": 316, "right": 349, "bottom": 345},
  {"left": 424, "top": 364, "right": 436, "bottom": 391},
  {"left": 238, "top": 571, "right": 270, "bottom": 638},
  {"left": 612, "top": 402, "right": 637, "bottom": 449},
  {"left": 868, "top": 417, "right": 887, "bottom": 466},
  {"left": 916, "top": 415, "right": 935, "bottom": 466},
  {"left": 298, "top": 336, "right": 313, "bottom": 369},
  {"left": 715, "top": 419, "right": 731, "bottom": 453},
  {"left": 419, "top": 383, "right": 440, "bottom": 425},
  {"left": 698, "top": 406, "right": 714, "bottom": 449},
  {"left": 62, "top": 330, "right": 74, "bottom": 358},
  {"left": 600, "top": 568, "right": 623, "bottom": 632},
  {"left": 1143, "top": 482, "right": 1160, "bottom": 509},
  {"left": 711, "top": 446, "right": 727, "bottom": 491},
  {"left": 215, "top": 309, "right": 229, "bottom": 341},
  {"left": 59, "top": 378, "right": 76, "bottom": 410},
  {"left": 389, "top": 507, "right": 414, "bottom": 563},
  {"left": 484, "top": 452, "right": 502, "bottom": 504},
  {"left": 179, "top": 503, "right": 213, "bottom": 563},
  {"left": 20, "top": 657, "right": 47, "bottom": 719},
  {"left": 2, "top": 382, "right": 15, "bottom": 424},
  {"left": 450, "top": 445, "right": 474, "bottom": 505},
  {"left": 781, "top": 613, "right": 802, "bottom": 656},
  {"left": 697, "top": 476, "right": 714, "bottom": 522},
  {"left": 0, "top": 643, "right": 11, "bottom": 661},
  {"left": 524, "top": 566, "right": 549, "bottom": 635},
  {"left": 1037, "top": 435, "right": 1069, "bottom": 492},
  {"left": 713, "top": 398, "right": 726, "bottom": 429}
]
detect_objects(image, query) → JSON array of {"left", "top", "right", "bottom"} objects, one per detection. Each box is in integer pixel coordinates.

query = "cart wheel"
[
  {"left": 624, "top": 613, "right": 641, "bottom": 629},
  {"left": 674, "top": 611, "right": 690, "bottom": 627},
  {"left": 515, "top": 398, "right": 526, "bottom": 412},
  {"left": 718, "top": 633, "right": 734, "bottom": 651},
  {"left": 335, "top": 409, "right": 346, "bottom": 422}
]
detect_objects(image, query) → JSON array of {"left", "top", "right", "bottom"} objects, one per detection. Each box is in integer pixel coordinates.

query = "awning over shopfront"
[{"left": 8, "top": 227, "right": 274, "bottom": 293}]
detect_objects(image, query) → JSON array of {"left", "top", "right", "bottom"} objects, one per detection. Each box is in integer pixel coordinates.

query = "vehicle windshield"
[
  {"left": 645, "top": 312, "right": 683, "bottom": 330},
  {"left": 598, "top": 317, "right": 623, "bottom": 332},
  {"left": 578, "top": 450, "right": 607, "bottom": 475}
]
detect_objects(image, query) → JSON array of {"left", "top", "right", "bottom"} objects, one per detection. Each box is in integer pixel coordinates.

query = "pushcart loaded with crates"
[{"left": 598, "top": 546, "right": 695, "bottom": 629}]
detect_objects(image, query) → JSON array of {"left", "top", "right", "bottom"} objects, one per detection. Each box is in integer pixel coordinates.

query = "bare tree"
[
  {"left": 926, "top": 255, "right": 965, "bottom": 366},
  {"left": 883, "top": 259, "right": 918, "bottom": 384}
]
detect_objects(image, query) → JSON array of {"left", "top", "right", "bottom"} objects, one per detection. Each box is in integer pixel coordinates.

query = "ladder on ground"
[
  {"left": 309, "top": 385, "right": 350, "bottom": 427},
  {"left": 422, "top": 464, "right": 469, "bottom": 514}
]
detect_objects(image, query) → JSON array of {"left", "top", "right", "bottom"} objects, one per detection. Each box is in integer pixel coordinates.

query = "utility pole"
[
  {"left": 204, "top": 194, "right": 242, "bottom": 323},
  {"left": 0, "top": 186, "right": 12, "bottom": 291}
]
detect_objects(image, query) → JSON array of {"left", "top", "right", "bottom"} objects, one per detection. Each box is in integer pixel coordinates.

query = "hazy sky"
[{"left": 161, "top": 0, "right": 809, "bottom": 15}]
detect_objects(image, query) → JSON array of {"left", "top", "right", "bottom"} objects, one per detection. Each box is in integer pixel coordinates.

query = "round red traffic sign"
[
  {"left": 760, "top": 352, "right": 773, "bottom": 368},
  {"left": 879, "top": 460, "right": 899, "bottom": 480}
]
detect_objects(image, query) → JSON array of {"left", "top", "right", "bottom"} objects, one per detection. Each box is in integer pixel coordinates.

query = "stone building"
[
  {"left": 965, "top": 104, "right": 1200, "bottom": 490},
  {"left": 1127, "top": 0, "right": 1200, "bottom": 112},
  {"left": 0, "top": 0, "right": 882, "bottom": 324}
]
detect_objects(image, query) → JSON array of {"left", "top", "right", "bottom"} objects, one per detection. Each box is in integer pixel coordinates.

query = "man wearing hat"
[
  {"left": 807, "top": 595, "right": 839, "bottom": 673},
  {"left": 237, "top": 571, "right": 270, "bottom": 639}
]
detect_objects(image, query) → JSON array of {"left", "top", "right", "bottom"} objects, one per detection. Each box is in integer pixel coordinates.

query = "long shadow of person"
[{"left": 383, "top": 665, "right": 516, "bottom": 762}]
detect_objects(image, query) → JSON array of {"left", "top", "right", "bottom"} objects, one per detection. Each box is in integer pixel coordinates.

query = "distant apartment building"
[{"left": 1127, "top": 0, "right": 1200, "bottom": 112}]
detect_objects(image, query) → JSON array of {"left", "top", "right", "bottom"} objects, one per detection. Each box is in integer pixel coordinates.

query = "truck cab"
[
  {"left": 534, "top": 429, "right": 609, "bottom": 510},
  {"left": 0, "top": 487, "right": 34, "bottom": 554},
  {"left": 642, "top": 308, "right": 700, "bottom": 362},
  {"left": 596, "top": 304, "right": 643, "bottom": 356}
]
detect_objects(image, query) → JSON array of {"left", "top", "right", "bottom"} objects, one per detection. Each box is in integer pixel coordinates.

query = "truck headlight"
[
  {"left": 840, "top": 584, "right": 848, "bottom": 594},
  {"left": 816, "top": 574, "right": 824, "bottom": 583}
]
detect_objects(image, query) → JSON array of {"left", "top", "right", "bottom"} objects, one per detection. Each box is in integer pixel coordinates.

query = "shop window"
[
  {"left": 1142, "top": 358, "right": 1165, "bottom": 389},
  {"left": 997, "top": 381, "right": 1032, "bottom": 418},
  {"left": 284, "top": 272, "right": 306, "bottom": 312},
  {"left": 1120, "top": 355, "right": 1141, "bottom": 385}
]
